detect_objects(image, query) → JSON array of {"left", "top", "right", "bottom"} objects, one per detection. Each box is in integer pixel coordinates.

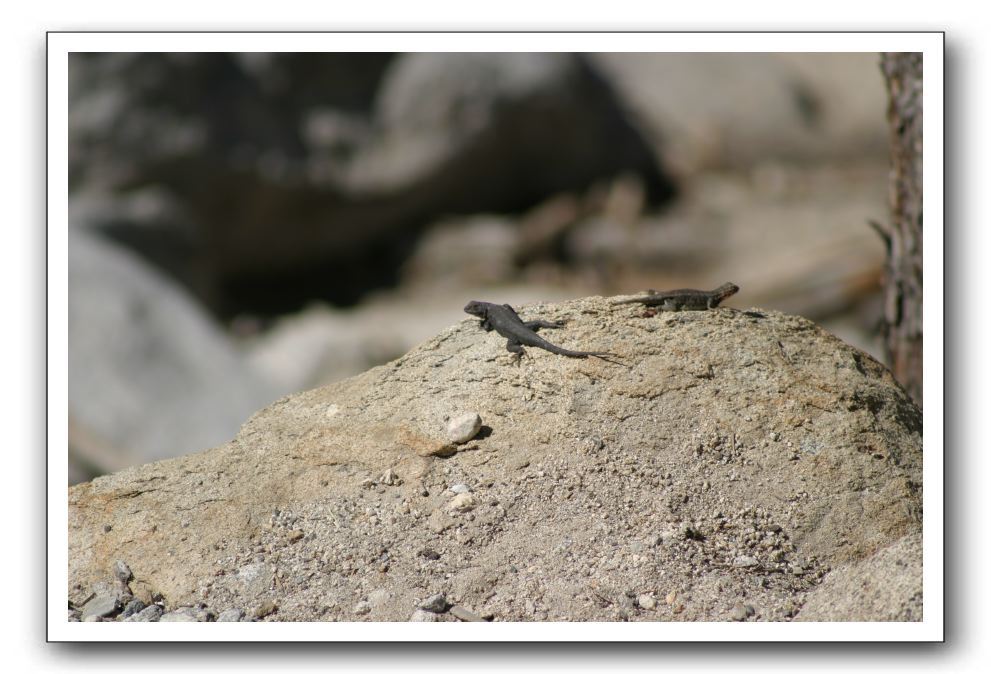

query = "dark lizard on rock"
[
  {"left": 612, "top": 282, "right": 739, "bottom": 311},
  {"left": 464, "top": 300, "right": 615, "bottom": 360}
]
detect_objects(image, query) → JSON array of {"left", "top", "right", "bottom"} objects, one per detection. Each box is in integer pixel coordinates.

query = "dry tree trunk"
[{"left": 877, "top": 52, "right": 924, "bottom": 408}]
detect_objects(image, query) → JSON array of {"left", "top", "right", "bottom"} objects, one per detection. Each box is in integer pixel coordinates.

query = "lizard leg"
[
  {"left": 506, "top": 338, "right": 526, "bottom": 365},
  {"left": 524, "top": 319, "right": 564, "bottom": 332},
  {"left": 480, "top": 319, "right": 494, "bottom": 331}
]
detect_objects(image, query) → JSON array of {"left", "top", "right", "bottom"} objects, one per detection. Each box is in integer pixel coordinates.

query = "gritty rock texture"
[
  {"left": 794, "top": 532, "right": 923, "bottom": 621},
  {"left": 68, "top": 297, "right": 922, "bottom": 622}
]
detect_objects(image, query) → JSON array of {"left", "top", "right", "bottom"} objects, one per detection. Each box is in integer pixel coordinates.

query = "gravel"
[
  {"left": 450, "top": 605, "right": 486, "bottom": 622},
  {"left": 80, "top": 592, "right": 119, "bottom": 620},
  {"left": 217, "top": 608, "right": 245, "bottom": 622},
  {"left": 119, "top": 598, "right": 146, "bottom": 619},
  {"left": 410, "top": 609, "right": 439, "bottom": 622},
  {"left": 124, "top": 604, "right": 164, "bottom": 622},
  {"left": 419, "top": 593, "right": 449, "bottom": 614}
]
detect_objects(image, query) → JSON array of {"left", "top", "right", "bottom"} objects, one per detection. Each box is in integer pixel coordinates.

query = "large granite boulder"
[{"left": 68, "top": 298, "right": 922, "bottom": 621}]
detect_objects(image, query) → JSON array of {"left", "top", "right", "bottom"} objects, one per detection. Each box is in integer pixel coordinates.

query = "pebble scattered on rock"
[
  {"left": 427, "top": 509, "right": 455, "bottom": 533},
  {"left": 733, "top": 555, "right": 759, "bottom": 568},
  {"left": 448, "top": 483, "right": 471, "bottom": 494},
  {"left": 196, "top": 608, "right": 217, "bottom": 622},
  {"left": 446, "top": 412, "right": 482, "bottom": 444},
  {"left": 379, "top": 468, "right": 401, "bottom": 486},
  {"left": 730, "top": 602, "right": 756, "bottom": 621},
  {"left": 448, "top": 493, "right": 478, "bottom": 513},
  {"left": 217, "top": 608, "right": 244, "bottom": 622},
  {"left": 410, "top": 609, "right": 439, "bottom": 622},
  {"left": 113, "top": 560, "right": 133, "bottom": 583},
  {"left": 637, "top": 594, "right": 656, "bottom": 610},
  {"left": 353, "top": 600, "right": 371, "bottom": 615},
  {"left": 119, "top": 598, "right": 146, "bottom": 619},
  {"left": 81, "top": 592, "right": 119, "bottom": 620},
  {"left": 252, "top": 600, "right": 278, "bottom": 619},
  {"left": 450, "top": 605, "right": 486, "bottom": 622},
  {"left": 160, "top": 611, "right": 198, "bottom": 622},
  {"left": 368, "top": 589, "right": 392, "bottom": 607},
  {"left": 124, "top": 604, "right": 164, "bottom": 622},
  {"left": 420, "top": 593, "right": 449, "bottom": 613}
]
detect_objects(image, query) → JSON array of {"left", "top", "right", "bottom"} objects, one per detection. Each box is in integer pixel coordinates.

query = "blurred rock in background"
[
  {"left": 68, "top": 228, "right": 278, "bottom": 484},
  {"left": 68, "top": 52, "right": 890, "bottom": 482},
  {"left": 70, "top": 52, "right": 674, "bottom": 317}
]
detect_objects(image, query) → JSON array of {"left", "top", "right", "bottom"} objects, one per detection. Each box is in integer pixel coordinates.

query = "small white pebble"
[{"left": 447, "top": 412, "right": 482, "bottom": 444}]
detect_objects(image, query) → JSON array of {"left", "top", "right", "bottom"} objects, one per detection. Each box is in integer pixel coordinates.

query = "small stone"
[
  {"left": 448, "top": 493, "right": 478, "bottom": 513},
  {"left": 665, "top": 591, "right": 678, "bottom": 605},
  {"left": 733, "top": 555, "right": 759, "bottom": 568},
  {"left": 102, "top": 524, "right": 112, "bottom": 533},
  {"left": 448, "top": 483, "right": 471, "bottom": 494},
  {"left": 124, "top": 604, "right": 164, "bottom": 622},
  {"left": 420, "top": 593, "right": 449, "bottom": 613},
  {"left": 353, "top": 601, "right": 371, "bottom": 615},
  {"left": 83, "top": 615, "right": 103, "bottom": 622},
  {"left": 217, "top": 608, "right": 244, "bottom": 622},
  {"left": 410, "top": 609, "right": 439, "bottom": 622},
  {"left": 252, "top": 600, "right": 278, "bottom": 619},
  {"left": 119, "top": 598, "right": 146, "bottom": 619},
  {"left": 637, "top": 594, "right": 656, "bottom": 610},
  {"left": 160, "top": 611, "right": 198, "bottom": 622},
  {"left": 379, "top": 469, "right": 400, "bottom": 486},
  {"left": 195, "top": 608, "right": 217, "bottom": 622},
  {"left": 112, "top": 560, "right": 133, "bottom": 583},
  {"left": 368, "top": 589, "right": 392, "bottom": 607},
  {"left": 730, "top": 602, "right": 756, "bottom": 621},
  {"left": 420, "top": 548, "right": 441, "bottom": 560},
  {"left": 288, "top": 529, "right": 305, "bottom": 542},
  {"left": 450, "top": 605, "right": 485, "bottom": 622},
  {"left": 447, "top": 412, "right": 482, "bottom": 444},
  {"left": 427, "top": 509, "right": 455, "bottom": 533},
  {"left": 81, "top": 592, "right": 119, "bottom": 620}
]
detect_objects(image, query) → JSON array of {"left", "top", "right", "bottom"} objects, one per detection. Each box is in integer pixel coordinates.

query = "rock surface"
[{"left": 67, "top": 297, "right": 922, "bottom": 621}]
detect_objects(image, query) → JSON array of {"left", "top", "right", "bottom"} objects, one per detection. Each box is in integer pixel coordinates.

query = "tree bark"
[{"left": 878, "top": 52, "right": 924, "bottom": 408}]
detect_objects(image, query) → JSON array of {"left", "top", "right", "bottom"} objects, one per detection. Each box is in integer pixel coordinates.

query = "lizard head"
[
  {"left": 463, "top": 301, "right": 489, "bottom": 318},
  {"left": 717, "top": 282, "right": 740, "bottom": 297}
]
